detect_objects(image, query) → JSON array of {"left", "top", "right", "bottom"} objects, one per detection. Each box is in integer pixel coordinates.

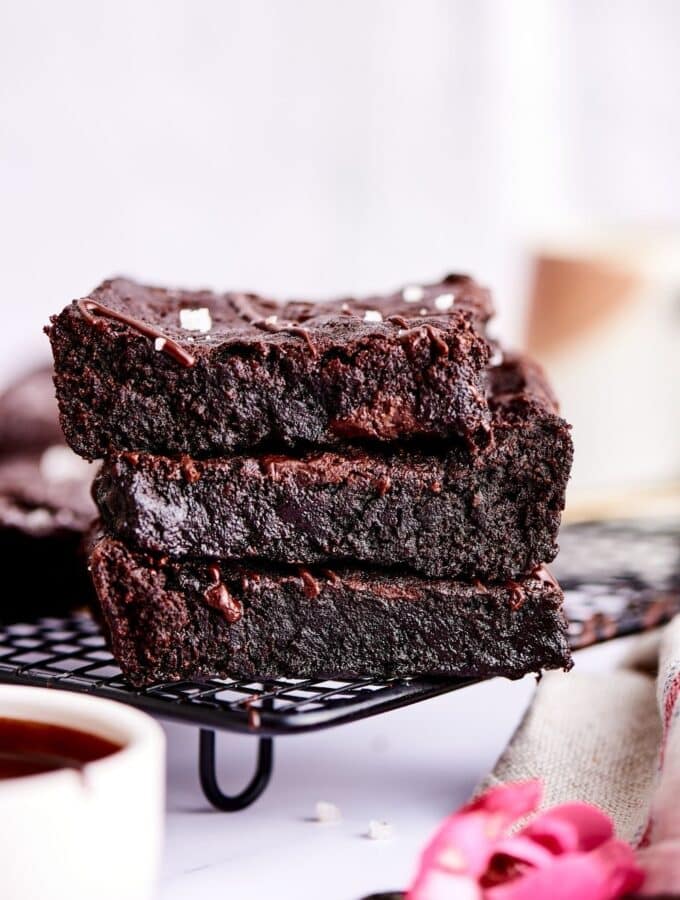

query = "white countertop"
[{"left": 158, "top": 640, "right": 628, "bottom": 900}]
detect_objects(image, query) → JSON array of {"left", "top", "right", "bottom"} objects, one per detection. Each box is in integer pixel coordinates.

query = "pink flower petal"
[
  {"left": 465, "top": 781, "right": 543, "bottom": 823},
  {"left": 486, "top": 838, "right": 644, "bottom": 900},
  {"left": 416, "top": 783, "right": 542, "bottom": 880},
  {"left": 491, "top": 835, "right": 559, "bottom": 870},
  {"left": 417, "top": 811, "right": 501, "bottom": 880},
  {"left": 407, "top": 782, "right": 636, "bottom": 900},
  {"left": 521, "top": 803, "right": 614, "bottom": 854}
]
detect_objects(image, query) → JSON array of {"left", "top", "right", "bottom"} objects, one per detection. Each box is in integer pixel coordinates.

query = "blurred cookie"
[
  {"left": 0, "top": 447, "right": 97, "bottom": 620},
  {"left": 0, "top": 366, "right": 63, "bottom": 456},
  {"left": 0, "top": 365, "right": 97, "bottom": 620}
]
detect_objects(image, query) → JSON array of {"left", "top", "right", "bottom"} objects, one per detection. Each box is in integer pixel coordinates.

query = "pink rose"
[{"left": 408, "top": 781, "right": 644, "bottom": 900}]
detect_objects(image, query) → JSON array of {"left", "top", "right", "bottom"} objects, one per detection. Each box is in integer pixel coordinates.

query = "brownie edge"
[{"left": 89, "top": 531, "right": 572, "bottom": 688}]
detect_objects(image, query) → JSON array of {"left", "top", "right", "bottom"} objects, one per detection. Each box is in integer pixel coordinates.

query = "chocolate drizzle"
[
  {"left": 298, "top": 567, "right": 320, "bottom": 599},
  {"left": 503, "top": 565, "right": 561, "bottom": 612},
  {"left": 229, "top": 292, "right": 266, "bottom": 322},
  {"left": 419, "top": 324, "right": 449, "bottom": 356},
  {"left": 204, "top": 564, "right": 243, "bottom": 623},
  {"left": 230, "top": 293, "right": 318, "bottom": 356},
  {"left": 506, "top": 580, "right": 526, "bottom": 610},
  {"left": 388, "top": 316, "right": 449, "bottom": 357},
  {"left": 78, "top": 284, "right": 457, "bottom": 371},
  {"left": 76, "top": 299, "right": 196, "bottom": 368}
]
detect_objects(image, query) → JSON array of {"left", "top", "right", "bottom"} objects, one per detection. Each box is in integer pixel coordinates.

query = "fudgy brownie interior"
[{"left": 93, "top": 355, "right": 572, "bottom": 580}]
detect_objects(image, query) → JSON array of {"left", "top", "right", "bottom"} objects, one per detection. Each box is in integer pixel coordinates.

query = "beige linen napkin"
[{"left": 480, "top": 616, "right": 680, "bottom": 894}]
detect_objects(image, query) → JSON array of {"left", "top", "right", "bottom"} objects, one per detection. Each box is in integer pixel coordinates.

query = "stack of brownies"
[{"left": 47, "top": 275, "right": 573, "bottom": 687}]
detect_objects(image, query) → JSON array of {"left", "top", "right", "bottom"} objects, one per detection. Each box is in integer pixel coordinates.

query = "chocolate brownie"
[
  {"left": 0, "top": 366, "right": 64, "bottom": 455},
  {"left": 0, "top": 449, "right": 97, "bottom": 620},
  {"left": 93, "top": 356, "right": 572, "bottom": 580},
  {"left": 89, "top": 530, "right": 572, "bottom": 687},
  {"left": 46, "top": 275, "right": 493, "bottom": 460}
]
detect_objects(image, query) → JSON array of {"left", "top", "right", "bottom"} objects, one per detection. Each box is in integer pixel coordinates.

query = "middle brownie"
[{"left": 94, "top": 355, "right": 572, "bottom": 580}]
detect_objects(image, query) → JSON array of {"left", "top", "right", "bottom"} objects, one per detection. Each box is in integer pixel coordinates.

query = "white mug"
[{"left": 0, "top": 685, "right": 165, "bottom": 900}]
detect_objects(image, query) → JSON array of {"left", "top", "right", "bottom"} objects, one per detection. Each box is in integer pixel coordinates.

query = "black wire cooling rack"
[{"left": 0, "top": 517, "right": 678, "bottom": 810}]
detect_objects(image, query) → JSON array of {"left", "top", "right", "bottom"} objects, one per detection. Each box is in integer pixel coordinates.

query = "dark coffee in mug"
[{"left": 0, "top": 717, "right": 121, "bottom": 778}]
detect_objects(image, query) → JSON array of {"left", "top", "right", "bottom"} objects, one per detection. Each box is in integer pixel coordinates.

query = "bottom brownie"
[{"left": 89, "top": 532, "right": 572, "bottom": 687}]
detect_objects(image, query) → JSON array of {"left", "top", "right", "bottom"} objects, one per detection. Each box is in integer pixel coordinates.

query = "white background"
[{"left": 1, "top": 0, "right": 679, "bottom": 380}]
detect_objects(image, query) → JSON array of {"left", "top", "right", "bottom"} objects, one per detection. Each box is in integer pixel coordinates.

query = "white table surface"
[{"left": 158, "top": 640, "right": 630, "bottom": 900}]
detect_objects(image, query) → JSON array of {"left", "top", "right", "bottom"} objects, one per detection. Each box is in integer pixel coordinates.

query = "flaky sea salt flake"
[
  {"left": 402, "top": 285, "right": 424, "bottom": 303},
  {"left": 179, "top": 306, "right": 212, "bottom": 332},
  {"left": 434, "top": 292, "right": 454, "bottom": 311}
]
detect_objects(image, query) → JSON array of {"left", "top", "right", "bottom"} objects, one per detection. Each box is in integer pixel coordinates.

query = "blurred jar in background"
[{"left": 525, "top": 228, "right": 680, "bottom": 505}]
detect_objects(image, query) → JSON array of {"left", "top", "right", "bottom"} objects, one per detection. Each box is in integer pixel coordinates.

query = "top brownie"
[{"left": 46, "top": 275, "right": 493, "bottom": 459}]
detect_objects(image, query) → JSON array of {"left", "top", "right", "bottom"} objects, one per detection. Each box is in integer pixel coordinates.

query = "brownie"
[
  {"left": 0, "top": 366, "right": 64, "bottom": 456},
  {"left": 93, "top": 356, "right": 572, "bottom": 580},
  {"left": 89, "top": 530, "right": 572, "bottom": 687},
  {"left": 46, "top": 274, "right": 493, "bottom": 460},
  {"left": 0, "top": 449, "right": 97, "bottom": 620}
]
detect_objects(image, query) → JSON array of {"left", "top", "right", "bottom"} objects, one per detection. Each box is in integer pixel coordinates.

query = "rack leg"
[{"left": 198, "top": 729, "right": 274, "bottom": 811}]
